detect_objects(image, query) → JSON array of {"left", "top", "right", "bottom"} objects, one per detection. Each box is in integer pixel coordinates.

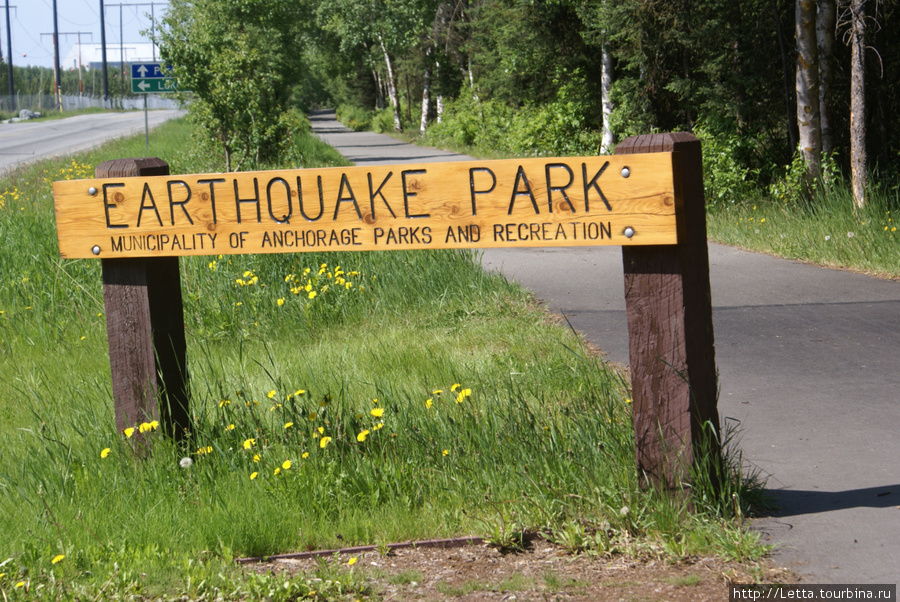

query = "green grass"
[
  {"left": 707, "top": 178, "right": 900, "bottom": 278},
  {"left": 0, "top": 114, "right": 765, "bottom": 600}
]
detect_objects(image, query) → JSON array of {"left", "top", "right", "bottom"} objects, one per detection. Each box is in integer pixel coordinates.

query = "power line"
[{"left": 103, "top": 2, "right": 165, "bottom": 98}]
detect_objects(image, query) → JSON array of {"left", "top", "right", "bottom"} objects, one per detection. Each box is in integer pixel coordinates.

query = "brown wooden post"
[
  {"left": 96, "top": 158, "right": 190, "bottom": 447},
  {"left": 614, "top": 133, "right": 720, "bottom": 490}
]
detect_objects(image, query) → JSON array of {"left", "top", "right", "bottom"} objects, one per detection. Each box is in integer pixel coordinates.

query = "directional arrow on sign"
[
  {"left": 130, "top": 63, "right": 173, "bottom": 79},
  {"left": 131, "top": 78, "right": 185, "bottom": 93}
]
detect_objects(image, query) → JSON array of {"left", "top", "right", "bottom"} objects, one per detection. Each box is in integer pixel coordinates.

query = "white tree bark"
[
  {"left": 850, "top": 0, "right": 867, "bottom": 208},
  {"left": 435, "top": 59, "right": 444, "bottom": 123},
  {"left": 601, "top": 41, "right": 614, "bottom": 154},
  {"left": 796, "top": 0, "right": 822, "bottom": 178},
  {"left": 467, "top": 57, "right": 479, "bottom": 102},
  {"left": 420, "top": 46, "right": 433, "bottom": 134},
  {"left": 379, "top": 35, "right": 402, "bottom": 132}
]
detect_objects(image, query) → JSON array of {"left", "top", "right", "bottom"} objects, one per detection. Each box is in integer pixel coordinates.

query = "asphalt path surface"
[
  {"left": 0, "top": 109, "right": 185, "bottom": 173},
  {"left": 309, "top": 110, "right": 900, "bottom": 585}
]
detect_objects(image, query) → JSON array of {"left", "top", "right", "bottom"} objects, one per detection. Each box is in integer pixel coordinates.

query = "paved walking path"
[{"left": 309, "top": 110, "right": 900, "bottom": 585}]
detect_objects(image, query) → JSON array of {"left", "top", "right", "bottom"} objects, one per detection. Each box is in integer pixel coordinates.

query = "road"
[
  {"left": 309, "top": 110, "right": 900, "bottom": 585},
  {"left": 0, "top": 110, "right": 185, "bottom": 173}
]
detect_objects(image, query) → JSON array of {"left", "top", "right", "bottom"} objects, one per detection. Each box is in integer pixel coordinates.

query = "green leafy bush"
[{"left": 423, "top": 72, "right": 603, "bottom": 158}]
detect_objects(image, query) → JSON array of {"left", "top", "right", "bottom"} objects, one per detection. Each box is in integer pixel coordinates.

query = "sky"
[{"left": 2, "top": 0, "right": 168, "bottom": 70}]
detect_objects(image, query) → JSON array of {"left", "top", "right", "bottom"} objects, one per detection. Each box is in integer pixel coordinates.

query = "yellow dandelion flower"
[
  {"left": 308, "top": 291, "right": 317, "bottom": 300},
  {"left": 295, "top": 389, "right": 306, "bottom": 397},
  {"left": 432, "top": 389, "right": 443, "bottom": 395},
  {"left": 250, "top": 471, "right": 258, "bottom": 480},
  {"left": 243, "top": 438, "right": 255, "bottom": 450},
  {"left": 267, "top": 390, "right": 277, "bottom": 399},
  {"left": 15, "top": 581, "right": 25, "bottom": 588},
  {"left": 451, "top": 383, "right": 461, "bottom": 392},
  {"left": 138, "top": 422, "right": 153, "bottom": 433},
  {"left": 284, "top": 422, "right": 294, "bottom": 429},
  {"left": 302, "top": 451, "right": 309, "bottom": 459},
  {"left": 317, "top": 426, "right": 325, "bottom": 434},
  {"left": 426, "top": 398, "right": 433, "bottom": 409},
  {"left": 51, "top": 554, "right": 65, "bottom": 564},
  {"left": 219, "top": 399, "right": 231, "bottom": 407},
  {"left": 149, "top": 420, "right": 159, "bottom": 430},
  {"left": 320, "top": 436, "right": 332, "bottom": 449},
  {"left": 123, "top": 427, "right": 135, "bottom": 438},
  {"left": 357, "top": 430, "right": 370, "bottom": 442},
  {"left": 348, "top": 557, "right": 357, "bottom": 566},
  {"left": 373, "top": 422, "right": 384, "bottom": 431},
  {"left": 282, "top": 460, "right": 292, "bottom": 470},
  {"left": 456, "top": 388, "right": 471, "bottom": 403},
  {"left": 442, "top": 449, "right": 449, "bottom": 456},
  {"left": 100, "top": 448, "right": 111, "bottom": 458},
  {"left": 253, "top": 453, "right": 261, "bottom": 462},
  {"left": 274, "top": 467, "right": 281, "bottom": 475},
  {"left": 370, "top": 408, "right": 384, "bottom": 418},
  {"left": 277, "top": 298, "right": 285, "bottom": 307}
]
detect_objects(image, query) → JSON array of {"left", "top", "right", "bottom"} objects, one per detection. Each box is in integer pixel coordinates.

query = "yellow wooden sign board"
[{"left": 52, "top": 154, "right": 679, "bottom": 259}]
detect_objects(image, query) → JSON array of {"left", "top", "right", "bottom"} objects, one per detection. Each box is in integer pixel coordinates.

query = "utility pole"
[
  {"left": 40, "top": 31, "right": 93, "bottom": 110},
  {"left": 4, "top": 2, "right": 15, "bottom": 110},
  {"left": 52, "top": 0, "right": 60, "bottom": 110},
  {"left": 103, "top": 3, "right": 164, "bottom": 101},
  {"left": 100, "top": 0, "right": 109, "bottom": 102}
]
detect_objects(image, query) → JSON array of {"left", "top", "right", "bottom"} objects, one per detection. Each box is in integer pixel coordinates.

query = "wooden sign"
[
  {"left": 58, "top": 138, "right": 720, "bottom": 497},
  {"left": 52, "top": 154, "right": 679, "bottom": 259}
]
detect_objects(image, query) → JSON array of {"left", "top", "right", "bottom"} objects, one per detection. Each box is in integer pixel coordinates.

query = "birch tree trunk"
[
  {"left": 373, "top": 70, "right": 384, "bottom": 110},
  {"left": 850, "top": 0, "right": 867, "bottom": 208},
  {"left": 379, "top": 35, "right": 402, "bottom": 132},
  {"left": 796, "top": 0, "right": 822, "bottom": 179},
  {"left": 817, "top": 0, "right": 836, "bottom": 158},
  {"left": 435, "top": 59, "right": 444, "bottom": 123},
  {"left": 601, "top": 41, "right": 615, "bottom": 154},
  {"left": 420, "top": 48, "right": 432, "bottom": 134}
]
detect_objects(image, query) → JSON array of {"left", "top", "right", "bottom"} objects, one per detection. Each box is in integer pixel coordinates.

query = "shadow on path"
[{"left": 765, "top": 485, "right": 898, "bottom": 517}]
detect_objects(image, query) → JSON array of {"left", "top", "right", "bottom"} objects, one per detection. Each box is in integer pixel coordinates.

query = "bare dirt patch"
[{"left": 254, "top": 538, "right": 792, "bottom": 601}]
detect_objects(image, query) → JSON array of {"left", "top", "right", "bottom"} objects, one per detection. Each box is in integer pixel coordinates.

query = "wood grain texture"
[
  {"left": 55, "top": 155, "right": 679, "bottom": 258},
  {"left": 99, "top": 158, "right": 189, "bottom": 449},
  {"left": 615, "top": 134, "right": 720, "bottom": 490}
]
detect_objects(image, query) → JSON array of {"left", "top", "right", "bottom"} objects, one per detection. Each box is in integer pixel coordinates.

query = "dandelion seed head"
[{"left": 179, "top": 457, "right": 193, "bottom": 469}]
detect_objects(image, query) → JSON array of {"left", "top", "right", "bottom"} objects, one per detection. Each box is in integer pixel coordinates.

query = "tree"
[
  {"left": 847, "top": 0, "right": 868, "bottom": 207},
  {"left": 818, "top": 0, "right": 836, "bottom": 157},
  {"left": 796, "top": 0, "right": 822, "bottom": 179},
  {"left": 318, "top": 0, "right": 433, "bottom": 132},
  {"left": 157, "top": 0, "right": 309, "bottom": 171}
]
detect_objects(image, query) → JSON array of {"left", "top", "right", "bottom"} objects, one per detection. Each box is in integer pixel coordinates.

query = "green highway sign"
[{"left": 132, "top": 77, "right": 181, "bottom": 94}]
